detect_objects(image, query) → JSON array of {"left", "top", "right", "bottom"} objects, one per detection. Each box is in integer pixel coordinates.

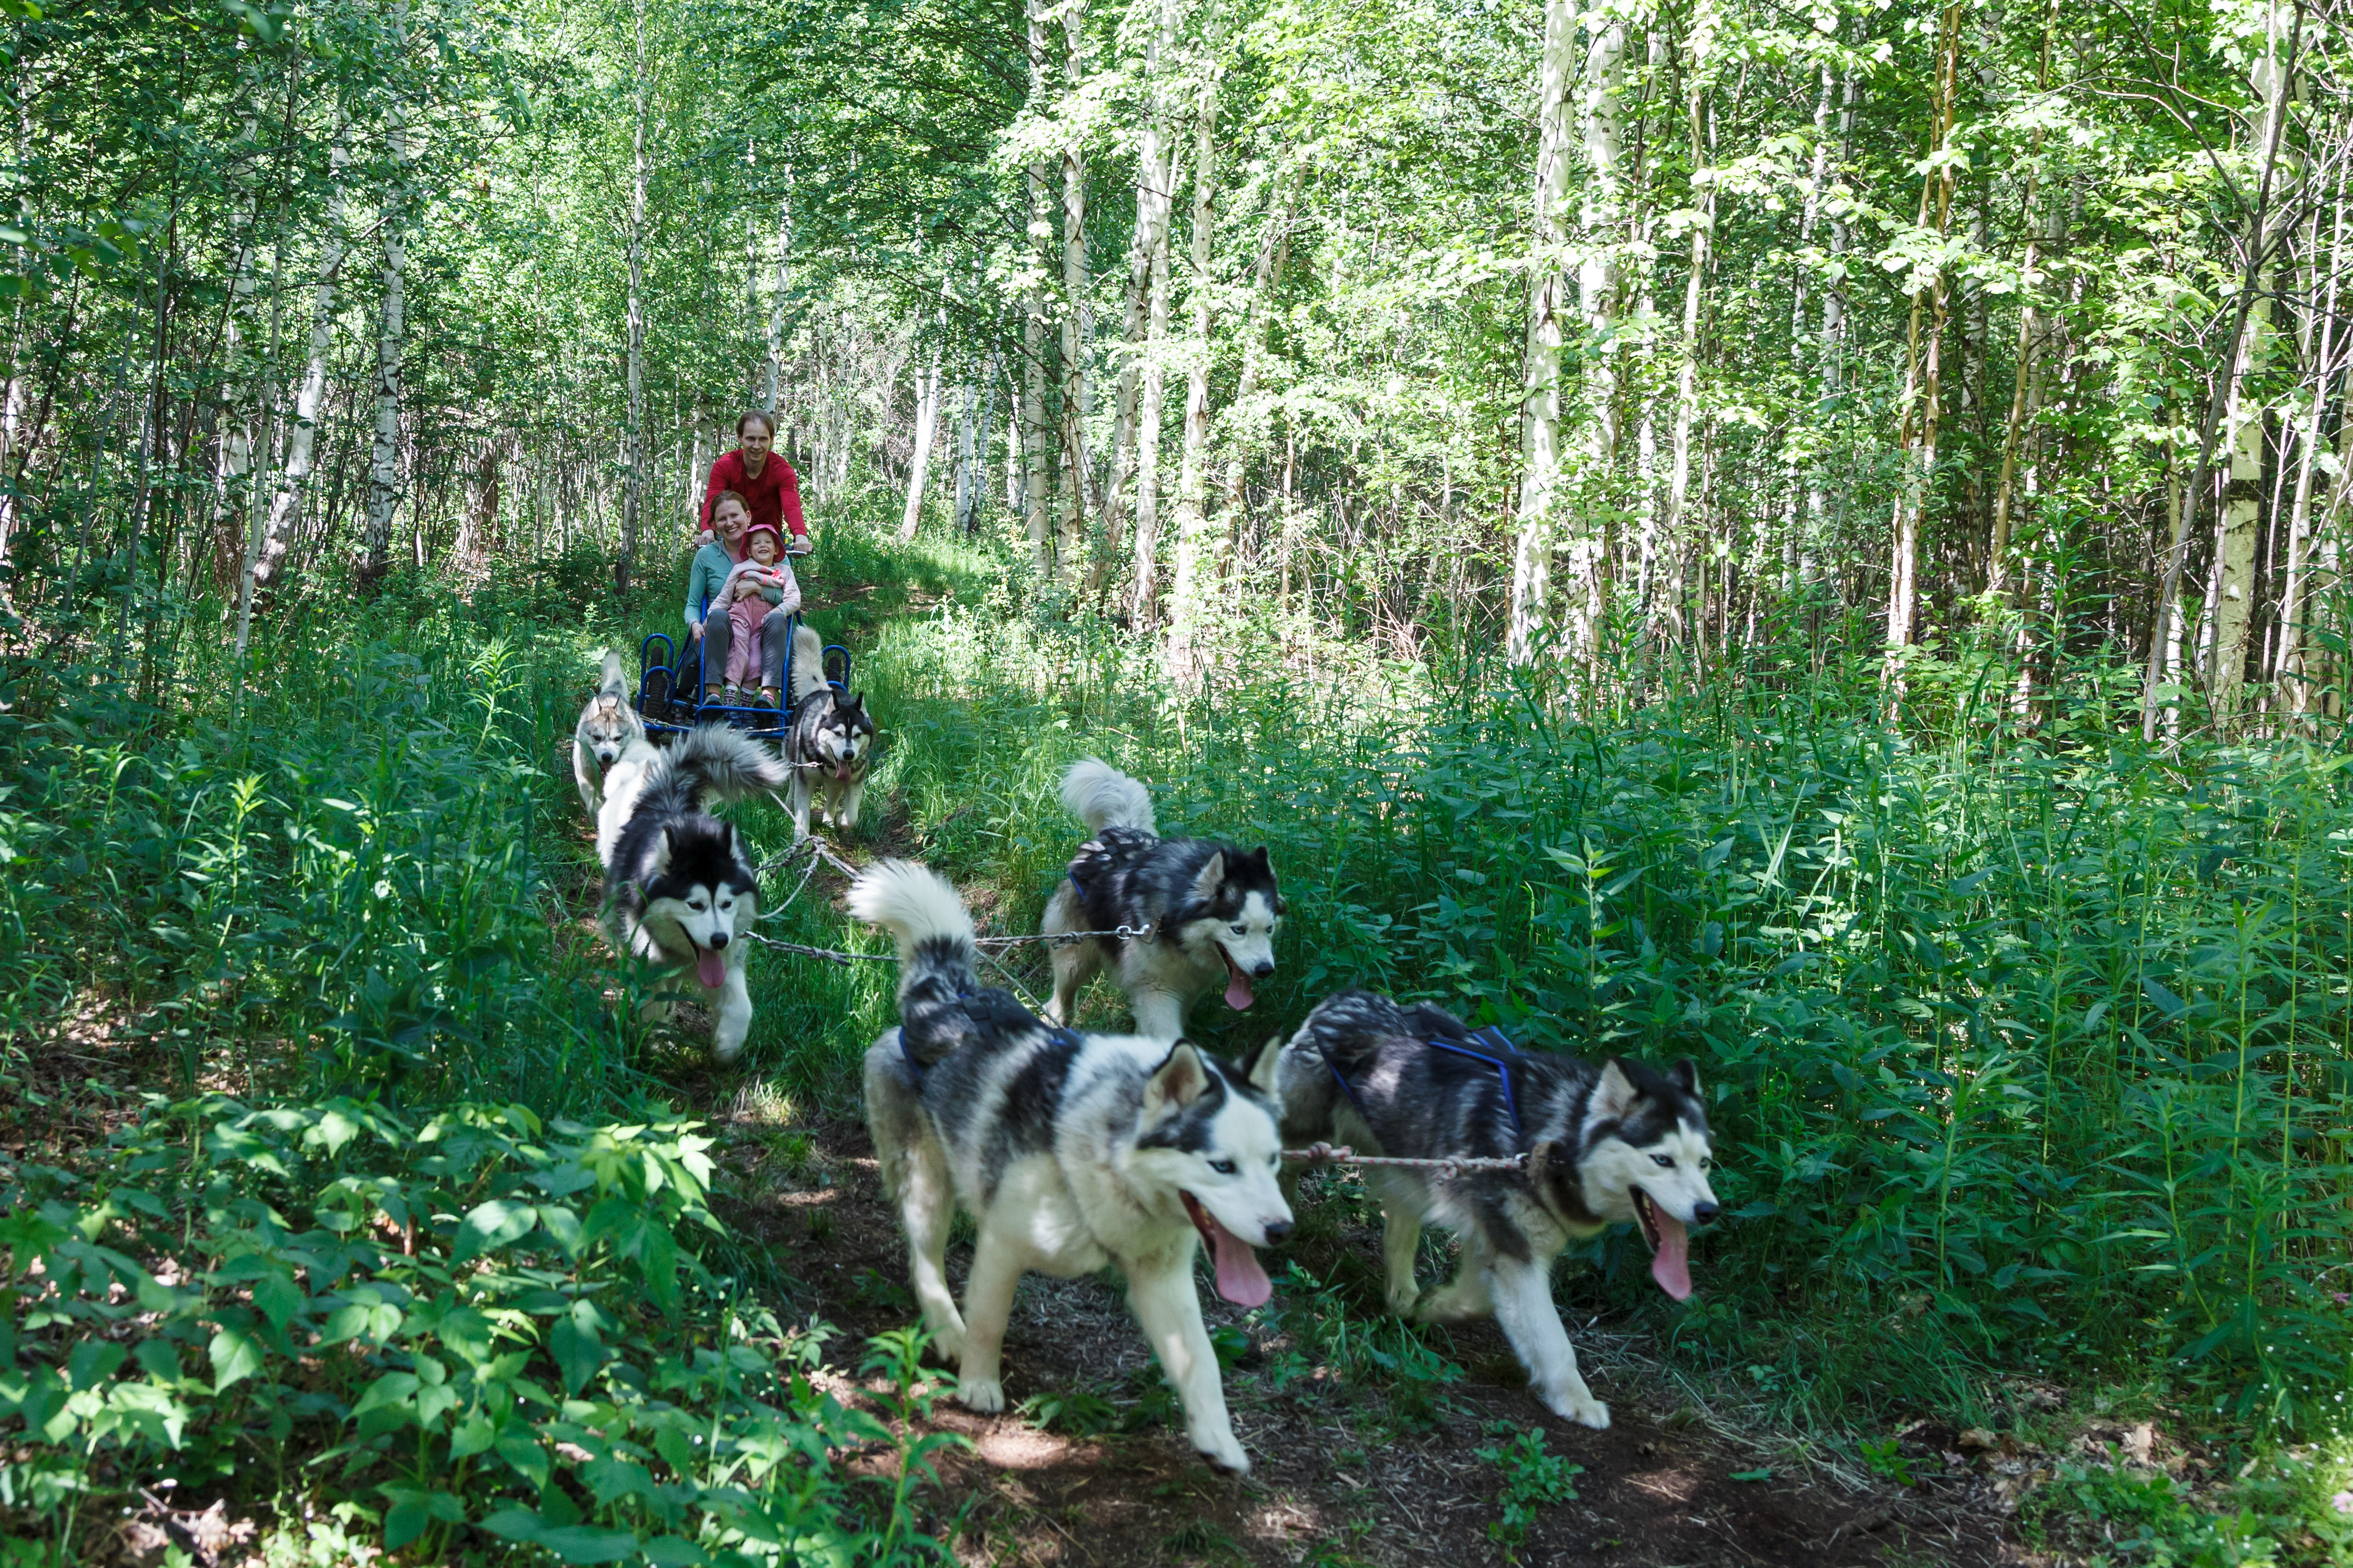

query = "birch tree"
[
  {"left": 1163, "top": 0, "right": 1225, "bottom": 675},
  {"left": 253, "top": 105, "right": 349, "bottom": 595},
  {"left": 362, "top": 0, "right": 413, "bottom": 586},
  {"left": 618, "top": 0, "right": 650, "bottom": 590},
  {"left": 1506, "top": 0, "right": 1581, "bottom": 665}
]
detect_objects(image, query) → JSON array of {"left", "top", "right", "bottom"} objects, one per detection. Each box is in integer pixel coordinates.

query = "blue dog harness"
[{"left": 1324, "top": 1024, "right": 1526, "bottom": 1140}]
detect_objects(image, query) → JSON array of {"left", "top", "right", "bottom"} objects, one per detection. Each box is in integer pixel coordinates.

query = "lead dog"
[
  {"left": 1273, "top": 991, "right": 1718, "bottom": 1429},
  {"left": 597, "top": 725, "right": 790, "bottom": 1064},
  {"left": 1040, "top": 759, "right": 1283, "bottom": 1041},
  {"left": 572, "top": 650, "right": 646, "bottom": 816},
  {"left": 853, "top": 859, "right": 1293, "bottom": 1473},
  {"left": 781, "top": 623, "right": 875, "bottom": 840}
]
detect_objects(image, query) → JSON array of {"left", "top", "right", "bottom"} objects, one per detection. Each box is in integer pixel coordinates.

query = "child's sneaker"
[{"left": 723, "top": 684, "right": 743, "bottom": 703}]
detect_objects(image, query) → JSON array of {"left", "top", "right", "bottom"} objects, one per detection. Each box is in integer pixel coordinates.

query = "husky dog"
[
  {"left": 853, "top": 859, "right": 1293, "bottom": 1473},
  {"left": 1274, "top": 991, "right": 1717, "bottom": 1429},
  {"left": 572, "top": 650, "right": 646, "bottom": 816},
  {"left": 781, "top": 624, "right": 875, "bottom": 840},
  {"left": 597, "top": 724, "right": 790, "bottom": 1064},
  {"left": 1041, "top": 759, "right": 1284, "bottom": 1041}
]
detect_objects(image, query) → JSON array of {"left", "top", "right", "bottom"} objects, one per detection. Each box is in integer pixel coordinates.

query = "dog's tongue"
[
  {"left": 1220, "top": 952, "right": 1256, "bottom": 1011},
  {"left": 696, "top": 946, "right": 726, "bottom": 988},
  {"left": 1188, "top": 1199, "right": 1271, "bottom": 1306},
  {"left": 1648, "top": 1208, "right": 1692, "bottom": 1301}
]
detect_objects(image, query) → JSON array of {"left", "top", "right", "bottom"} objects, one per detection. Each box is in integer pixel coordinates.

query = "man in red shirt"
[{"left": 701, "top": 410, "right": 810, "bottom": 554}]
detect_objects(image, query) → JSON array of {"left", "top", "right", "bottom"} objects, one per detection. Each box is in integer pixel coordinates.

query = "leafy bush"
[
  {"left": 1475, "top": 1427, "right": 1582, "bottom": 1562},
  {"left": 0, "top": 1092, "right": 912, "bottom": 1563}
]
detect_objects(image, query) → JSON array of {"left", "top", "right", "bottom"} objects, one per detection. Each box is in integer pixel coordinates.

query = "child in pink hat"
[{"left": 718, "top": 523, "right": 801, "bottom": 703}]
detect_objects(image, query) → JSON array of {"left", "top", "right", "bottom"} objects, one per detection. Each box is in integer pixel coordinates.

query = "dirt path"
[{"left": 671, "top": 1065, "right": 2030, "bottom": 1567}]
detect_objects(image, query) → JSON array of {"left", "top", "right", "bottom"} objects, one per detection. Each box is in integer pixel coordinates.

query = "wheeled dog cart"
[{"left": 633, "top": 606, "right": 851, "bottom": 740}]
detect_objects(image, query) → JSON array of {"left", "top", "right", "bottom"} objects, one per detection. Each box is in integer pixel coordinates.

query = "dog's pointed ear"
[
  {"left": 1143, "top": 1042, "right": 1213, "bottom": 1118},
  {"left": 1189, "top": 852, "right": 1227, "bottom": 901},
  {"left": 1248, "top": 845, "right": 1272, "bottom": 873},
  {"left": 1669, "top": 1057, "right": 1701, "bottom": 1098},
  {"left": 653, "top": 826, "right": 676, "bottom": 873},
  {"left": 1591, "top": 1059, "right": 1642, "bottom": 1123},
  {"left": 1247, "top": 1033, "right": 1286, "bottom": 1093}
]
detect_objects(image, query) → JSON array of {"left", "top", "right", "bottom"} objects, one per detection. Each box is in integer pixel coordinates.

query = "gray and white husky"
[
  {"left": 1040, "top": 759, "right": 1284, "bottom": 1041},
  {"left": 781, "top": 623, "right": 874, "bottom": 840},
  {"left": 1274, "top": 991, "right": 1718, "bottom": 1429},
  {"left": 597, "top": 724, "right": 789, "bottom": 1064},
  {"left": 853, "top": 859, "right": 1293, "bottom": 1474},
  {"left": 572, "top": 650, "right": 646, "bottom": 816}
]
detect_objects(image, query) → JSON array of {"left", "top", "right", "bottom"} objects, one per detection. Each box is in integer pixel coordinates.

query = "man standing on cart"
[{"left": 701, "top": 409, "right": 810, "bottom": 556}]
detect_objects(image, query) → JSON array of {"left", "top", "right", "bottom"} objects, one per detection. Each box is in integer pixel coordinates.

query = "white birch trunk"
[
  {"left": 619, "top": 0, "right": 649, "bottom": 588},
  {"left": 1131, "top": 127, "right": 1182, "bottom": 627},
  {"left": 1058, "top": 0, "right": 1092, "bottom": 575},
  {"left": 1094, "top": 0, "right": 1182, "bottom": 595},
  {"left": 899, "top": 359, "right": 942, "bottom": 542},
  {"left": 363, "top": 1, "right": 412, "bottom": 584},
  {"left": 1164, "top": 1, "right": 1225, "bottom": 676},
  {"left": 1022, "top": 0, "right": 1054, "bottom": 573},
  {"left": 1662, "top": 0, "right": 1717, "bottom": 645},
  {"left": 1506, "top": 0, "right": 1585, "bottom": 664}
]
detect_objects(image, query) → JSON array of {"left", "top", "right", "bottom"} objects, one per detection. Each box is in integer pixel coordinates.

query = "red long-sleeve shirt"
[{"left": 700, "top": 449, "right": 807, "bottom": 538}]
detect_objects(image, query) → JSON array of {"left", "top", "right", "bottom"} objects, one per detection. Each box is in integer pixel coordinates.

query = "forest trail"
[{"left": 599, "top": 799, "right": 2031, "bottom": 1567}]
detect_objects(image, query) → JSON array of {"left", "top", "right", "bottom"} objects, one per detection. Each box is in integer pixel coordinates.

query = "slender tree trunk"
[
  {"left": 363, "top": 1, "right": 412, "bottom": 589},
  {"left": 1131, "top": 126, "right": 1182, "bottom": 627},
  {"left": 2278, "top": 161, "right": 2348, "bottom": 714},
  {"left": 976, "top": 345, "right": 999, "bottom": 534},
  {"left": 1022, "top": 0, "right": 1054, "bottom": 573},
  {"left": 1093, "top": 0, "right": 1182, "bottom": 596},
  {"left": 1164, "top": 1, "right": 1226, "bottom": 676},
  {"left": 899, "top": 356, "right": 942, "bottom": 542},
  {"left": 618, "top": 0, "right": 650, "bottom": 591},
  {"left": 766, "top": 179, "right": 792, "bottom": 413},
  {"left": 1057, "top": 0, "right": 1093, "bottom": 576},
  {"left": 2210, "top": 0, "right": 2298, "bottom": 725},
  {"left": 1506, "top": 0, "right": 1585, "bottom": 665},
  {"left": 1885, "top": 0, "right": 1962, "bottom": 655},
  {"left": 1218, "top": 169, "right": 1300, "bottom": 526},
  {"left": 1662, "top": 0, "right": 1717, "bottom": 649}
]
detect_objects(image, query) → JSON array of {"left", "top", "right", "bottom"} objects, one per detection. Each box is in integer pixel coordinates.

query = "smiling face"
[
  {"left": 738, "top": 414, "right": 775, "bottom": 472},
  {"left": 712, "top": 494, "right": 750, "bottom": 547},
  {"left": 1132, "top": 1043, "right": 1294, "bottom": 1306},
  {"left": 747, "top": 530, "right": 779, "bottom": 566}
]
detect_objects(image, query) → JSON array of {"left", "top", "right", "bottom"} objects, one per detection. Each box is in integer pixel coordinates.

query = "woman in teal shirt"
[{"left": 688, "top": 490, "right": 793, "bottom": 705}]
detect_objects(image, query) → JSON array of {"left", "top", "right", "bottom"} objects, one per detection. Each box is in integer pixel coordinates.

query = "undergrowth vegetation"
[{"left": 5, "top": 519, "right": 2353, "bottom": 1562}]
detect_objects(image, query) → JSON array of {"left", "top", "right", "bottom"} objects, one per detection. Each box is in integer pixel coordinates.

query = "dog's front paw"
[
  {"left": 1542, "top": 1386, "right": 1610, "bottom": 1429},
  {"left": 1385, "top": 1283, "right": 1420, "bottom": 1316},
  {"left": 1192, "top": 1430, "right": 1250, "bottom": 1475},
  {"left": 925, "top": 1323, "right": 965, "bottom": 1363},
  {"left": 957, "top": 1376, "right": 1004, "bottom": 1414}
]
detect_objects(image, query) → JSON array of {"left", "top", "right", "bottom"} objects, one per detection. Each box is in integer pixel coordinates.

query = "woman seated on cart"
[{"left": 687, "top": 488, "right": 800, "bottom": 708}]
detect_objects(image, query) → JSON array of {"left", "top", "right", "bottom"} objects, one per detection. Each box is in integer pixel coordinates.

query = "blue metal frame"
[{"left": 635, "top": 599, "right": 853, "bottom": 740}]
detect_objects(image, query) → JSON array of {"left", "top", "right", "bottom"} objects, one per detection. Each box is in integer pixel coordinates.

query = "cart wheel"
[{"left": 823, "top": 646, "right": 851, "bottom": 691}]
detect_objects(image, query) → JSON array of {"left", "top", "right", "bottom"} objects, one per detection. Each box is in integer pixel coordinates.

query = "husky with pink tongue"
[
  {"left": 1042, "top": 759, "right": 1284, "bottom": 1042},
  {"left": 1272, "top": 991, "right": 1719, "bottom": 1430},
  {"left": 854, "top": 859, "right": 1293, "bottom": 1475},
  {"left": 597, "top": 724, "right": 789, "bottom": 1065}
]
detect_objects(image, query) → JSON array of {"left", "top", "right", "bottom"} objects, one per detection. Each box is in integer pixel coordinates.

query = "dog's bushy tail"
[
  {"left": 850, "top": 859, "right": 990, "bottom": 1067},
  {"left": 1061, "top": 758, "right": 1155, "bottom": 836},
  {"left": 672, "top": 724, "right": 792, "bottom": 806},
  {"left": 789, "top": 623, "right": 825, "bottom": 706},
  {"left": 597, "top": 648, "right": 630, "bottom": 700}
]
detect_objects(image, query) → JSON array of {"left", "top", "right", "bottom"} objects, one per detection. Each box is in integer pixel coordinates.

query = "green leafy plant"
[{"left": 1474, "top": 1428, "right": 1583, "bottom": 1562}]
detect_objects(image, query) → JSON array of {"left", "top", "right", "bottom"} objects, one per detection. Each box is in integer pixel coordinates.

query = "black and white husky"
[
  {"left": 1274, "top": 991, "right": 1719, "bottom": 1429},
  {"left": 1040, "top": 759, "right": 1283, "bottom": 1041},
  {"left": 596, "top": 724, "right": 789, "bottom": 1064},
  {"left": 572, "top": 650, "right": 646, "bottom": 816},
  {"left": 780, "top": 624, "right": 874, "bottom": 840},
  {"left": 853, "top": 859, "right": 1293, "bottom": 1474}
]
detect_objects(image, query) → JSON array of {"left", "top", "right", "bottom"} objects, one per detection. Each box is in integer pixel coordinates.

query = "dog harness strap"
[
  {"left": 900, "top": 1030, "right": 927, "bottom": 1086},
  {"left": 1319, "top": 1040, "right": 1368, "bottom": 1116},
  {"left": 1425, "top": 1028, "right": 1524, "bottom": 1139}
]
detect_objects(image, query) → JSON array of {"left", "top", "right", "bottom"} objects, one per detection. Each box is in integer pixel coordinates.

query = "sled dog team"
[{"left": 573, "top": 673, "right": 1719, "bottom": 1476}]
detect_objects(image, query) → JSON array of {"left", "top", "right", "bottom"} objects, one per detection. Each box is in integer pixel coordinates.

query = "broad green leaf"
[
  {"left": 454, "top": 1199, "right": 539, "bottom": 1264},
  {"left": 209, "top": 1328, "right": 264, "bottom": 1392}
]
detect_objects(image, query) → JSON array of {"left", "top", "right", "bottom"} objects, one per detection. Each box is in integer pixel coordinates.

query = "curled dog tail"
[
  {"left": 788, "top": 623, "right": 825, "bottom": 706},
  {"left": 596, "top": 648, "right": 630, "bottom": 701},
  {"left": 1061, "top": 757, "right": 1156, "bottom": 836},
  {"left": 850, "top": 859, "right": 986, "bottom": 1066},
  {"left": 672, "top": 723, "right": 792, "bottom": 806}
]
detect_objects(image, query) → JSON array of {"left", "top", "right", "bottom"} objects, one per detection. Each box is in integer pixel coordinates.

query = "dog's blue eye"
[
  {"left": 1652, "top": 1154, "right": 1674, "bottom": 1167},
  {"left": 1210, "top": 1159, "right": 1236, "bottom": 1175},
  {"left": 1229, "top": 923, "right": 1245, "bottom": 935}
]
